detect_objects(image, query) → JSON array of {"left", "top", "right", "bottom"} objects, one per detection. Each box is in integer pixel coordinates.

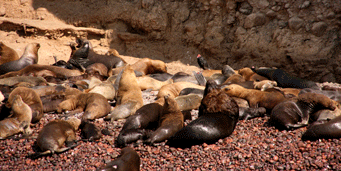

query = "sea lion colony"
[{"left": 0, "top": 40, "right": 341, "bottom": 169}]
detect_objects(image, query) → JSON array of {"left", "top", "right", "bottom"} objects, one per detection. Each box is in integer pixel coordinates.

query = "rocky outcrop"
[{"left": 1, "top": 0, "right": 341, "bottom": 82}]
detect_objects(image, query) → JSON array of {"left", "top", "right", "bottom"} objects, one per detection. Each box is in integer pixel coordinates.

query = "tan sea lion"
[
  {"left": 106, "top": 65, "right": 143, "bottom": 121},
  {"left": 7, "top": 87, "right": 43, "bottom": 123},
  {"left": 0, "top": 95, "right": 32, "bottom": 139},
  {"left": 253, "top": 80, "right": 277, "bottom": 90},
  {"left": 0, "top": 76, "right": 48, "bottom": 87},
  {"left": 57, "top": 93, "right": 111, "bottom": 121},
  {"left": 237, "top": 67, "right": 269, "bottom": 81},
  {"left": 157, "top": 82, "right": 205, "bottom": 99},
  {"left": 112, "top": 58, "right": 167, "bottom": 76},
  {"left": 0, "top": 43, "right": 40, "bottom": 75},
  {"left": 0, "top": 42, "right": 19, "bottom": 65},
  {"left": 136, "top": 76, "right": 173, "bottom": 91}
]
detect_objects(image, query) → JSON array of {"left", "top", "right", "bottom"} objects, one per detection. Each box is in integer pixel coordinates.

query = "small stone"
[
  {"left": 239, "top": 2, "right": 253, "bottom": 15},
  {"left": 311, "top": 22, "right": 327, "bottom": 37},
  {"left": 244, "top": 13, "right": 266, "bottom": 29},
  {"left": 288, "top": 16, "right": 304, "bottom": 31},
  {"left": 301, "top": 1, "right": 311, "bottom": 9}
]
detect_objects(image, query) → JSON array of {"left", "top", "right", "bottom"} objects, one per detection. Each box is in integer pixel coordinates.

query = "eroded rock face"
[{"left": 2, "top": 0, "right": 341, "bottom": 82}]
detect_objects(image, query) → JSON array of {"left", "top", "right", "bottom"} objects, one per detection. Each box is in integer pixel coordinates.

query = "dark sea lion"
[
  {"left": 179, "top": 88, "right": 204, "bottom": 97},
  {"left": 238, "top": 107, "right": 267, "bottom": 120},
  {"left": 166, "top": 80, "right": 239, "bottom": 148},
  {"left": 302, "top": 115, "right": 341, "bottom": 140},
  {"left": 80, "top": 121, "right": 102, "bottom": 141},
  {"left": 57, "top": 93, "right": 111, "bottom": 121},
  {"left": 252, "top": 67, "right": 319, "bottom": 89},
  {"left": 0, "top": 43, "right": 40, "bottom": 75},
  {"left": 145, "top": 95, "right": 184, "bottom": 144},
  {"left": 97, "top": 147, "right": 140, "bottom": 171},
  {"left": 148, "top": 73, "right": 173, "bottom": 81},
  {"left": 71, "top": 39, "right": 126, "bottom": 70},
  {"left": 0, "top": 95, "right": 32, "bottom": 139},
  {"left": 0, "top": 42, "right": 19, "bottom": 65},
  {"left": 32, "top": 117, "right": 81, "bottom": 158},
  {"left": 170, "top": 72, "right": 198, "bottom": 84},
  {"left": 270, "top": 93, "right": 338, "bottom": 130},
  {"left": 0, "top": 64, "right": 83, "bottom": 79},
  {"left": 116, "top": 129, "right": 150, "bottom": 147},
  {"left": 7, "top": 87, "right": 43, "bottom": 123},
  {"left": 106, "top": 65, "right": 143, "bottom": 121},
  {"left": 222, "top": 84, "right": 287, "bottom": 110}
]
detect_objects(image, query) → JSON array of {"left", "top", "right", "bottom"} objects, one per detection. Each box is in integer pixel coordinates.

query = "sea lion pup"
[
  {"left": 0, "top": 64, "right": 84, "bottom": 79},
  {"left": 145, "top": 95, "right": 184, "bottom": 144},
  {"left": 6, "top": 87, "right": 43, "bottom": 123},
  {"left": 0, "top": 95, "right": 32, "bottom": 139},
  {"left": 253, "top": 80, "right": 277, "bottom": 90},
  {"left": 237, "top": 67, "right": 269, "bottom": 81},
  {"left": 270, "top": 93, "right": 339, "bottom": 130},
  {"left": 157, "top": 82, "right": 205, "bottom": 99},
  {"left": 0, "top": 76, "right": 48, "bottom": 87},
  {"left": 0, "top": 42, "right": 19, "bottom": 65},
  {"left": 106, "top": 65, "right": 143, "bottom": 121},
  {"left": 299, "top": 88, "right": 341, "bottom": 103},
  {"left": 251, "top": 67, "right": 319, "bottom": 89},
  {"left": 0, "top": 43, "right": 40, "bottom": 75},
  {"left": 136, "top": 75, "right": 173, "bottom": 91},
  {"left": 301, "top": 115, "right": 341, "bottom": 141},
  {"left": 57, "top": 92, "right": 111, "bottom": 121},
  {"left": 222, "top": 84, "right": 287, "bottom": 110},
  {"left": 167, "top": 80, "right": 239, "bottom": 148},
  {"left": 32, "top": 117, "right": 81, "bottom": 159},
  {"left": 97, "top": 147, "right": 140, "bottom": 171},
  {"left": 116, "top": 99, "right": 164, "bottom": 147},
  {"left": 79, "top": 121, "right": 102, "bottom": 141}
]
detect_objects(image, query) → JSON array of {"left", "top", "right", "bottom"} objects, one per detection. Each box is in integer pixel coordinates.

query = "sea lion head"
[
  {"left": 22, "top": 43, "right": 40, "bottom": 64},
  {"left": 66, "top": 117, "right": 81, "bottom": 130}
]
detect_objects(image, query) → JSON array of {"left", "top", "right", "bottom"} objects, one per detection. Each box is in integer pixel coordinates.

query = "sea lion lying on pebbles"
[
  {"left": 0, "top": 95, "right": 32, "bottom": 139},
  {"left": 97, "top": 147, "right": 140, "bottom": 171}
]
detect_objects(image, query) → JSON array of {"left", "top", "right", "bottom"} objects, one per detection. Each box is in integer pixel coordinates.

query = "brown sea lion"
[
  {"left": 270, "top": 93, "right": 339, "bottom": 130},
  {"left": 136, "top": 76, "right": 173, "bottom": 91},
  {"left": 221, "top": 74, "right": 246, "bottom": 85},
  {"left": 112, "top": 58, "right": 167, "bottom": 76},
  {"left": 0, "top": 95, "right": 32, "bottom": 139},
  {"left": 167, "top": 80, "right": 239, "bottom": 148},
  {"left": 0, "top": 42, "right": 19, "bottom": 65},
  {"left": 157, "top": 82, "right": 205, "bottom": 99},
  {"left": 0, "top": 43, "right": 40, "bottom": 75},
  {"left": 0, "top": 64, "right": 84, "bottom": 79},
  {"left": 57, "top": 92, "right": 111, "bottom": 121},
  {"left": 174, "top": 94, "right": 203, "bottom": 111},
  {"left": 222, "top": 84, "right": 287, "bottom": 110},
  {"left": 106, "top": 65, "right": 143, "bottom": 121},
  {"left": 145, "top": 95, "right": 184, "bottom": 144},
  {"left": 237, "top": 67, "right": 268, "bottom": 81},
  {"left": 97, "top": 147, "right": 140, "bottom": 171},
  {"left": 299, "top": 88, "right": 341, "bottom": 103},
  {"left": 86, "top": 63, "right": 110, "bottom": 77},
  {"left": 302, "top": 115, "right": 341, "bottom": 140},
  {"left": 32, "top": 117, "right": 81, "bottom": 158},
  {"left": 201, "top": 70, "right": 222, "bottom": 78},
  {"left": 0, "top": 76, "right": 48, "bottom": 86},
  {"left": 7, "top": 87, "right": 43, "bottom": 123}
]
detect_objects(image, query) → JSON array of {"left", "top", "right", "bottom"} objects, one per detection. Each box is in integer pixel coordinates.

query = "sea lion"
[
  {"left": 136, "top": 76, "right": 173, "bottom": 91},
  {"left": 87, "top": 81, "right": 116, "bottom": 100},
  {"left": 0, "top": 95, "right": 32, "bottom": 139},
  {"left": 301, "top": 115, "right": 341, "bottom": 140},
  {"left": 253, "top": 80, "right": 277, "bottom": 90},
  {"left": 179, "top": 88, "right": 204, "bottom": 97},
  {"left": 70, "top": 38, "right": 126, "bottom": 71},
  {"left": 148, "top": 73, "right": 173, "bottom": 82},
  {"left": 116, "top": 101, "right": 164, "bottom": 147},
  {"left": 0, "top": 42, "right": 19, "bottom": 65},
  {"left": 237, "top": 67, "right": 268, "bottom": 81},
  {"left": 251, "top": 67, "right": 319, "bottom": 89},
  {"left": 145, "top": 95, "right": 184, "bottom": 144},
  {"left": 221, "top": 74, "right": 246, "bottom": 85},
  {"left": 86, "top": 63, "right": 110, "bottom": 77},
  {"left": 0, "top": 43, "right": 40, "bottom": 75},
  {"left": 0, "top": 64, "right": 84, "bottom": 79},
  {"left": 201, "top": 70, "right": 222, "bottom": 78},
  {"left": 57, "top": 93, "right": 111, "bottom": 121},
  {"left": 170, "top": 72, "right": 199, "bottom": 84},
  {"left": 166, "top": 80, "right": 239, "bottom": 148},
  {"left": 32, "top": 117, "right": 81, "bottom": 158},
  {"left": 80, "top": 121, "right": 102, "bottom": 141},
  {"left": 106, "top": 65, "right": 144, "bottom": 121},
  {"left": 157, "top": 82, "right": 205, "bottom": 99},
  {"left": 0, "top": 76, "right": 48, "bottom": 87},
  {"left": 299, "top": 88, "right": 341, "bottom": 103},
  {"left": 97, "top": 147, "right": 140, "bottom": 171},
  {"left": 131, "top": 58, "right": 167, "bottom": 76},
  {"left": 174, "top": 94, "right": 203, "bottom": 111},
  {"left": 270, "top": 93, "right": 339, "bottom": 130},
  {"left": 6, "top": 87, "right": 43, "bottom": 123},
  {"left": 222, "top": 84, "right": 287, "bottom": 110}
]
